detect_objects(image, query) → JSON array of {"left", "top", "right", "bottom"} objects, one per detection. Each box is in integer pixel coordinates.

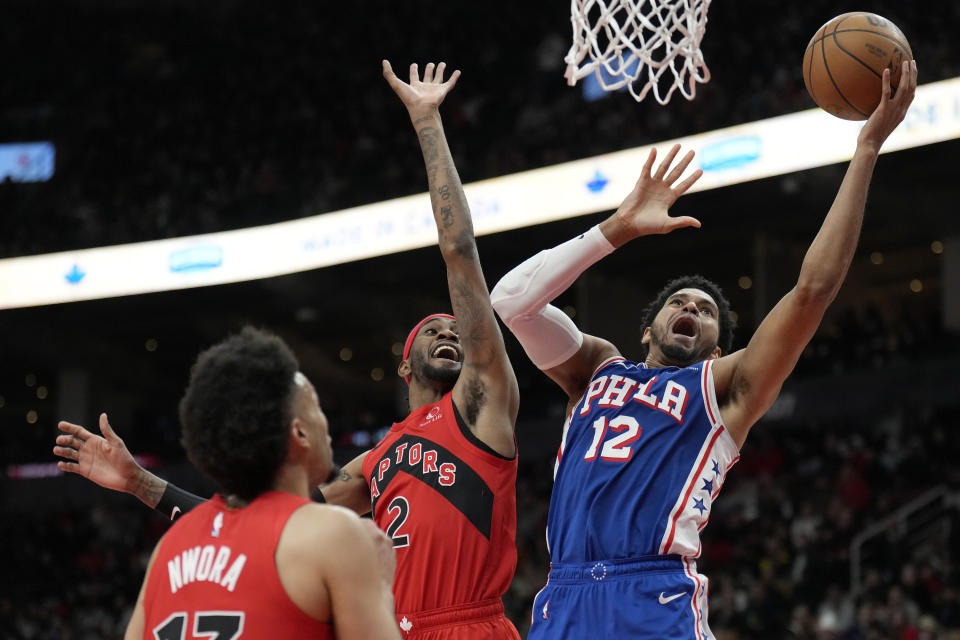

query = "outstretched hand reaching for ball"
[
  {"left": 859, "top": 59, "right": 918, "bottom": 149},
  {"left": 598, "top": 143, "right": 704, "bottom": 248}
]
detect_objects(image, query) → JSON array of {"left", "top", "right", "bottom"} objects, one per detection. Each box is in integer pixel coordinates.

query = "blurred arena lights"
[
  {"left": 1, "top": 77, "right": 958, "bottom": 310},
  {"left": 9, "top": 454, "right": 161, "bottom": 480}
]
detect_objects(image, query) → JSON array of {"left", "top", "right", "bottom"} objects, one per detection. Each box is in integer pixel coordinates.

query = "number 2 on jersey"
[
  {"left": 385, "top": 496, "right": 410, "bottom": 548},
  {"left": 583, "top": 415, "right": 642, "bottom": 462}
]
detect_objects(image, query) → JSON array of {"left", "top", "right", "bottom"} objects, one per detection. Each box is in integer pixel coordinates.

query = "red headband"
[{"left": 402, "top": 313, "right": 455, "bottom": 384}]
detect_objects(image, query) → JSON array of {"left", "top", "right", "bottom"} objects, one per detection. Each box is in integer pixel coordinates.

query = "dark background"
[{"left": 2, "top": 1, "right": 959, "bottom": 637}]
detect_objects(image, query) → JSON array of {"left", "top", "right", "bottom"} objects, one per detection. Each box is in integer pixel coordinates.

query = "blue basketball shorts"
[{"left": 527, "top": 555, "right": 714, "bottom": 640}]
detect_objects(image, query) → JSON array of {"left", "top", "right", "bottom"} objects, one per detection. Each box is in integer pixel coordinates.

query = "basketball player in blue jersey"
[{"left": 491, "top": 60, "right": 917, "bottom": 639}]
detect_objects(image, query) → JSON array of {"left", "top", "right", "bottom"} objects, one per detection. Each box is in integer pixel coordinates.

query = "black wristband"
[{"left": 155, "top": 483, "right": 206, "bottom": 521}]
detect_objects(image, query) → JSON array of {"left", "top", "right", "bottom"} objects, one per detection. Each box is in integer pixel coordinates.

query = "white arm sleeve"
[{"left": 491, "top": 225, "right": 615, "bottom": 369}]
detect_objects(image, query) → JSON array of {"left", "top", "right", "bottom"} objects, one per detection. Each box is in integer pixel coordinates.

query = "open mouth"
[
  {"left": 431, "top": 343, "right": 461, "bottom": 362},
  {"left": 671, "top": 315, "right": 698, "bottom": 338}
]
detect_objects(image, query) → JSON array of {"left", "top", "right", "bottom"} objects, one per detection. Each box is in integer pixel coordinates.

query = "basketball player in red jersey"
[
  {"left": 121, "top": 327, "right": 400, "bottom": 639},
  {"left": 56, "top": 61, "right": 521, "bottom": 639},
  {"left": 327, "top": 59, "right": 522, "bottom": 640}
]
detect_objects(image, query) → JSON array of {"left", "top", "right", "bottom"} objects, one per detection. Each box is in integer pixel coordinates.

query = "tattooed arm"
[
  {"left": 383, "top": 60, "right": 519, "bottom": 457},
  {"left": 55, "top": 413, "right": 205, "bottom": 520},
  {"left": 57, "top": 413, "right": 370, "bottom": 517},
  {"left": 318, "top": 450, "right": 371, "bottom": 515}
]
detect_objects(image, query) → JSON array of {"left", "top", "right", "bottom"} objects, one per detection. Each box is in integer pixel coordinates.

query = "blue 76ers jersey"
[{"left": 548, "top": 357, "right": 740, "bottom": 562}]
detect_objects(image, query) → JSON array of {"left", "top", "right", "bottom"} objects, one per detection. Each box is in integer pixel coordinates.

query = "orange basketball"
[{"left": 802, "top": 12, "right": 912, "bottom": 120}]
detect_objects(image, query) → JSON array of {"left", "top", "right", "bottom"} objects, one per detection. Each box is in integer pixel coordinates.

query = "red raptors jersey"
[
  {"left": 362, "top": 392, "right": 518, "bottom": 614},
  {"left": 143, "top": 491, "right": 332, "bottom": 639}
]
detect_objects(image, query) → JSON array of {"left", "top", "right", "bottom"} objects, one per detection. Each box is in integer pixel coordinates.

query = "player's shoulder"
[
  {"left": 274, "top": 504, "right": 381, "bottom": 599},
  {"left": 709, "top": 348, "right": 744, "bottom": 380},
  {"left": 282, "top": 504, "right": 381, "bottom": 572},
  {"left": 285, "top": 503, "right": 370, "bottom": 545},
  {"left": 290, "top": 502, "right": 363, "bottom": 526},
  {"left": 592, "top": 353, "right": 632, "bottom": 375}
]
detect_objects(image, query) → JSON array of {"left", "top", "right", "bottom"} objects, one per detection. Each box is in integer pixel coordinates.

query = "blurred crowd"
[
  {"left": 2, "top": 502, "right": 160, "bottom": 639},
  {"left": 1, "top": 0, "right": 958, "bottom": 258},
  {"left": 5, "top": 400, "right": 958, "bottom": 639},
  {"left": 797, "top": 302, "right": 945, "bottom": 376}
]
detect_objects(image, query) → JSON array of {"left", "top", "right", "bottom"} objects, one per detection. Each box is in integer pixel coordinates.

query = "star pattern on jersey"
[
  {"left": 690, "top": 459, "right": 723, "bottom": 518},
  {"left": 692, "top": 497, "right": 707, "bottom": 514}
]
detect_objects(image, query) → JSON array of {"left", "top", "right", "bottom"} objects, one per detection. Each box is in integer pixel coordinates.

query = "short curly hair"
[
  {"left": 637, "top": 275, "right": 736, "bottom": 361},
  {"left": 179, "top": 327, "right": 299, "bottom": 501}
]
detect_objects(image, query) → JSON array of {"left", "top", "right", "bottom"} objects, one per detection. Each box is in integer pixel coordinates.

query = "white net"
[{"left": 565, "top": 0, "right": 713, "bottom": 104}]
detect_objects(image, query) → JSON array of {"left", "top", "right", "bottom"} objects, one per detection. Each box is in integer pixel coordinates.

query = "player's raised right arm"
[
  {"left": 383, "top": 59, "right": 519, "bottom": 457},
  {"left": 491, "top": 145, "right": 702, "bottom": 399},
  {"left": 712, "top": 61, "right": 917, "bottom": 447}
]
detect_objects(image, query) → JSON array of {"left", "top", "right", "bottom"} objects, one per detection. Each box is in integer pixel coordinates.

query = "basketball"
[{"left": 802, "top": 12, "right": 912, "bottom": 120}]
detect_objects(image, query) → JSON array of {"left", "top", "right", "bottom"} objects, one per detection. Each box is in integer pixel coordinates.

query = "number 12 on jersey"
[{"left": 583, "top": 416, "right": 642, "bottom": 462}]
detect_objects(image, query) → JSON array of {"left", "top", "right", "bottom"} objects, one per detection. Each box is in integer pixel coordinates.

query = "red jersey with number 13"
[
  {"left": 142, "top": 491, "right": 332, "bottom": 639},
  {"left": 362, "top": 391, "right": 518, "bottom": 613}
]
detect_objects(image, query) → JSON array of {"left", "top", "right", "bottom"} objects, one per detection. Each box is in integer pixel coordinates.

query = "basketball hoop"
[{"left": 565, "top": 0, "right": 713, "bottom": 104}]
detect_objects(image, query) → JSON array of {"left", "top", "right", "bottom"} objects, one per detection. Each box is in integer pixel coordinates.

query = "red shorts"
[{"left": 396, "top": 597, "right": 520, "bottom": 640}]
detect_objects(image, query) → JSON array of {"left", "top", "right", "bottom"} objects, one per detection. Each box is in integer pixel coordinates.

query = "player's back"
[
  {"left": 142, "top": 491, "right": 332, "bottom": 639},
  {"left": 548, "top": 357, "right": 740, "bottom": 562}
]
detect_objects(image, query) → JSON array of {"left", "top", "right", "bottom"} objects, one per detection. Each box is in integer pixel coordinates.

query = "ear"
[
  {"left": 708, "top": 346, "right": 722, "bottom": 360},
  {"left": 640, "top": 327, "right": 652, "bottom": 345},
  {"left": 289, "top": 417, "right": 310, "bottom": 452},
  {"left": 397, "top": 359, "right": 411, "bottom": 379}
]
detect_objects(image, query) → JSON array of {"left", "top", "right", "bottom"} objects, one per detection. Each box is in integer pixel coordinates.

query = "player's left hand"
[{"left": 382, "top": 60, "right": 461, "bottom": 117}]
